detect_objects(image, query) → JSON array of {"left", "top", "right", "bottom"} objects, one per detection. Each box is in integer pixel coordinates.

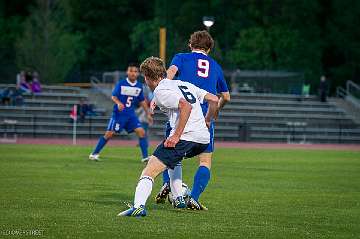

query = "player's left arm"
[
  {"left": 194, "top": 85, "right": 218, "bottom": 128},
  {"left": 218, "top": 92, "right": 230, "bottom": 111},
  {"left": 215, "top": 67, "right": 231, "bottom": 119},
  {"left": 204, "top": 93, "right": 219, "bottom": 128},
  {"left": 139, "top": 100, "right": 153, "bottom": 125}
]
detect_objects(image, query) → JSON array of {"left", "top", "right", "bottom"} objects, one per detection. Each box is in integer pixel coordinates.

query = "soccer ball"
[{"left": 168, "top": 183, "right": 191, "bottom": 204}]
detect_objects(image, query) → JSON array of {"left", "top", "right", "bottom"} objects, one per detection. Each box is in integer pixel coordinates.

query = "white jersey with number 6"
[{"left": 153, "top": 79, "right": 210, "bottom": 144}]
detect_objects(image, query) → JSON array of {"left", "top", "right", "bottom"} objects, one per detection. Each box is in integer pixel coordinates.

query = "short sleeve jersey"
[
  {"left": 112, "top": 78, "right": 145, "bottom": 118},
  {"left": 170, "top": 51, "right": 228, "bottom": 114},
  {"left": 153, "top": 79, "right": 210, "bottom": 144}
]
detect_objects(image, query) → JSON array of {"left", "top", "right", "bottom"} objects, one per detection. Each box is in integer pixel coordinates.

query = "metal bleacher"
[
  {"left": 1, "top": 83, "right": 360, "bottom": 144},
  {"left": 151, "top": 93, "right": 360, "bottom": 144},
  {"left": 0, "top": 84, "right": 117, "bottom": 139}
]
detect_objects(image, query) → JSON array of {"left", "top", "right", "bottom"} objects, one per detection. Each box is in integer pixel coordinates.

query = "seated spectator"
[
  {"left": 77, "top": 100, "right": 85, "bottom": 123},
  {"left": 31, "top": 71, "right": 42, "bottom": 94},
  {"left": 239, "top": 83, "right": 254, "bottom": 93},
  {"left": 0, "top": 87, "right": 12, "bottom": 105},
  {"left": 85, "top": 100, "right": 96, "bottom": 117},
  {"left": 25, "top": 71, "right": 33, "bottom": 83},
  {"left": 11, "top": 86, "right": 24, "bottom": 106},
  {"left": 77, "top": 99, "right": 91, "bottom": 123},
  {"left": 231, "top": 81, "right": 239, "bottom": 94},
  {"left": 70, "top": 100, "right": 96, "bottom": 123},
  {"left": 16, "top": 71, "right": 25, "bottom": 86},
  {"left": 18, "top": 72, "right": 31, "bottom": 94}
]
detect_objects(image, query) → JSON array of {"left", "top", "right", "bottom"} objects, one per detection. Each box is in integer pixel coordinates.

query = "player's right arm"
[
  {"left": 154, "top": 88, "right": 192, "bottom": 147},
  {"left": 166, "top": 65, "right": 178, "bottom": 80},
  {"left": 166, "top": 54, "right": 182, "bottom": 80},
  {"left": 164, "top": 98, "right": 192, "bottom": 147},
  {"left": 111, "top": 96, "right": 124, "bottom": 111},
  {"left": 111, "top": 82, "right": 124, "bottom": 111}
]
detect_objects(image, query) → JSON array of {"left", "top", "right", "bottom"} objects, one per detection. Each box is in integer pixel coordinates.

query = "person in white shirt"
[{"left": 118, "top": 56, "right": 218, "bottom": 217}]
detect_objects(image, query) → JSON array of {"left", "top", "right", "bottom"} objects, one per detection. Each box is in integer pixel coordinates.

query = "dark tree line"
[{"left": 0, "top": 0, "right": 359, "bottom": 93}]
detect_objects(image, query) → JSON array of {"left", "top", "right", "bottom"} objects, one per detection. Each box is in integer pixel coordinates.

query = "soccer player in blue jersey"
[
  {"left": 89, "top": 63, "right": 153, "bottom": 162},
  {"left": 155, "top": 30, "right": 231, "bottom": 210}
]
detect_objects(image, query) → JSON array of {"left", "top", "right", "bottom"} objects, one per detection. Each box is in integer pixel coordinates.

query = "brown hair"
[
  {"left": 140, "top": 57, "right": 166, "bottom": 81},
  {"left": 189, "top": 30, "right": 214, "bottom": 52}
]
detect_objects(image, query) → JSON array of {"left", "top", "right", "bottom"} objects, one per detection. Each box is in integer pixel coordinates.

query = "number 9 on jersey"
[{"left": 197, "top": 59, "right": 209, "bottom": 78}]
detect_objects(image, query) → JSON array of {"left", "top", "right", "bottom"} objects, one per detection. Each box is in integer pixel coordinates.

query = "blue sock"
[
  {"left": 191, "top": 166, "right": 210, "bottom": 201},
  {"left": 162, "top": 170, "right": 170, "bottom": 185},
  {"left": 138, "top": 137, "right": 148, "bottom": 158},
  {"left": 93, "top": 136, "right": 108, "bottom": 154}
]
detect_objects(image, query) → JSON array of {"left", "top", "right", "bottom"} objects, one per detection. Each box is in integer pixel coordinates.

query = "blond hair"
[{"left": 140, "top": 57, "right": 166, "bottom": 81}]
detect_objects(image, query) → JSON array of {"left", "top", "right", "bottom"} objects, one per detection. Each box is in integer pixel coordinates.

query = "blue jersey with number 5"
[
  {"left": 170, "top": 51, "right": 228, "bottom": 113},
  {"left": 111, "top": 78, "right": 145, "bottom": 118}
]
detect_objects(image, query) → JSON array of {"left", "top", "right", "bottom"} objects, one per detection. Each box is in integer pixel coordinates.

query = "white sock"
[
  {"left": 169, "top": 165, "right": 182, "bottom": 198},
  {"left": 134, "top": 176, "right": 153, "bottom": 208}
]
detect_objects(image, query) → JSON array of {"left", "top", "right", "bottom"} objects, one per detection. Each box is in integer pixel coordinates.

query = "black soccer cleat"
[
  {"left": 186, "top": 197, "right": 208, "bottom": 211},
  {"left": 154, "top": 182, "right": 170, "bottom": 204}
]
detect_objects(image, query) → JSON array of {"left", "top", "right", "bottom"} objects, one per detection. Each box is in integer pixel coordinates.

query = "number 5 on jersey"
[
  {"left": 197, "top": 59, "right": 209, "bottom": 78},
  {"left": 126, "top": 96, "right": 133, "bottom": 107}
]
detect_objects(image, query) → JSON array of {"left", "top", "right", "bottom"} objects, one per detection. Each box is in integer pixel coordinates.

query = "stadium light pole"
[{"left": 202, "top": 16, "right": 215, "bottom": 31}]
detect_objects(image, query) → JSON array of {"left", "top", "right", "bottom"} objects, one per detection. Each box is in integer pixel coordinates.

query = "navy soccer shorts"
[
  {"left": 153, "top": 140, "right": 208, "bottom": 169},
  {"left": 164, "top": 121, "right": 214, "bottom": 153}
]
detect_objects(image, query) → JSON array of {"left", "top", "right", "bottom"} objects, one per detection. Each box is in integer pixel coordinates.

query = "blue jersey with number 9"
[{"left": 170, "top": 51, "right": 228, "bottom": 114}]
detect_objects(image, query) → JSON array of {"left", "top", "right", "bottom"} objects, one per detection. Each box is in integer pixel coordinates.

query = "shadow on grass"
[
  {"left": 71, "top": 192, "right": 192, "bottom": 213},
  {"left": 69, "top": 192, "right": 131, "bottom": 206}
]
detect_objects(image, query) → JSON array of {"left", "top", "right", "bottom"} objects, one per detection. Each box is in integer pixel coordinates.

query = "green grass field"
[{"left": 0, "top": 144, "right": 359, "bottom": 238}]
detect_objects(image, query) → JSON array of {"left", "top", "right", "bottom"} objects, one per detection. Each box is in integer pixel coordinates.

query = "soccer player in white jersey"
[{"left": 117, "top": 57, "right": 218, "bottom": 217}]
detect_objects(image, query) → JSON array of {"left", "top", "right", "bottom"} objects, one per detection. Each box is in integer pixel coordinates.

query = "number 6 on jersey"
[{"left": 197, "top": 59, "right": 209, "bottom": 78}]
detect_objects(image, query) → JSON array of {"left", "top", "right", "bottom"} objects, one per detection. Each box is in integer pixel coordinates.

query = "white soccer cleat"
[
  {"left": 89, "top": 154, "right": 100, "bottom": 161},
  {"left": 141, "top": 157, "right": 150, "bottom": 163}
]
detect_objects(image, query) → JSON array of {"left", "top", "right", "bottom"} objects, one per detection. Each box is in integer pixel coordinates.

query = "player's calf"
[{"left": 118, "top": 156, "right": 166, "bottom": 217}]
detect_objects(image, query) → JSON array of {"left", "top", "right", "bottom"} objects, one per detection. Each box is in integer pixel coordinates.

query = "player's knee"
[
  {"left": 141, "top": 168, "right": 154, "bottom": 179},
  {"left": 136, "top": 128, "right": 146, "bottom": 138},
  {"left": 199, "top": 161, "right": 211, "bottom": 169},
  {"left": 199, "top": 153, "right": 212, "bottom": 169},
  {"left": 141, "top": 156, "right": 166, "bottom": 178},
  {"left": 104, "top": 131, "right": 114, "bottom": 139}
]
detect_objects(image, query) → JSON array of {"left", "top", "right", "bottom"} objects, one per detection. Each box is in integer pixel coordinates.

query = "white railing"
[
  {"left": 337, "top": 80, "right": 360, "bottom": 109},
  {"left": 90, "top": 76, "right": 112, "bottom": 98},
  {"left": 347, "top": 80, "right": 360, "bottom": 98},
  {"left": 336, "top": 86, "right": 347, "bottom": 98}
]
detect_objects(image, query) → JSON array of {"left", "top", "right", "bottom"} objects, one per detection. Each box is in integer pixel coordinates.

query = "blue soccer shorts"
[{"left": 107, "top": 114, "right": 142, "bottom": 133}]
